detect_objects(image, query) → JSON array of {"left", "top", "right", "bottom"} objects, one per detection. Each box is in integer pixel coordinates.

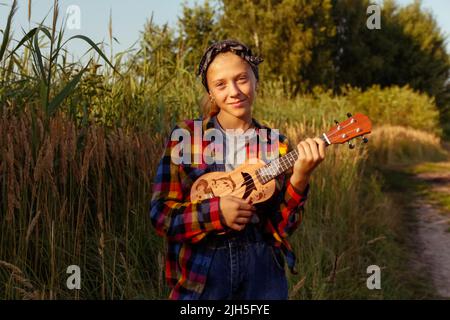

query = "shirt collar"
[{"left": 202, "top": 114, "right": 263, "bottom": 132}]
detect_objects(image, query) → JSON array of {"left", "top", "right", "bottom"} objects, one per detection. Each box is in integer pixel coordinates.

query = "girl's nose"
[{"left": 228, "top": 81, "right": 241, "bottom": 97}]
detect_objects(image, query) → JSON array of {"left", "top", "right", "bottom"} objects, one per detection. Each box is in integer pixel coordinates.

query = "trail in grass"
[{"left": 410, "top": 161, "right": 450, "bottom": 298}]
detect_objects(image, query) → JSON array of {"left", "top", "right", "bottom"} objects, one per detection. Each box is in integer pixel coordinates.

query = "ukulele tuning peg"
[
  {"left": 348, "top": 141, "right": 355, "bottom": 149},
  {"left": 347, "top": 112, "right": 353, "bottom": 118},
  {"left": 362, "top": 136, "right": 369, "bottom": 144}
]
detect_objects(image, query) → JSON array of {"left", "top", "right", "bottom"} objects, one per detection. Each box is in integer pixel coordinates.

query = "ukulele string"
[
  {"left": 209, "top": 142, "right": 292, "bottom": 199},
  {"left": 226, "top": 155, "right": 294, "bottom": 198},
  {"left": 224, "top": 126, "right": 361, "bottom": 198},
  {"left": 216, "top": 122, "right": 363, "bottom": 198},
  {"left": 222, "top": 120, "right": 351, "bottom": 191},
  {"left": 225, "top": 125, "right": 360, "bottom": 196},
  {"left": 326, "top": 118, "right": 357, "bottom": 136},
  {"left": 326, "top": 128, "right": 360, "bottom": 143},
  {"left": 325, "top": 121, "right": 361, "bottom": 140}
]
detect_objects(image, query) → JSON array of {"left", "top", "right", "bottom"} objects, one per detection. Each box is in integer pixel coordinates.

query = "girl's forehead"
[{"left": 207, "top": 52, "right": 251, "bottom": 80}]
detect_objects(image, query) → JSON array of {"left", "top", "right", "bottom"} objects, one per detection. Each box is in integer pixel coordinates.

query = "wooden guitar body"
[{"left": 190, "top": 158, "right": 276, "bottom": 204}]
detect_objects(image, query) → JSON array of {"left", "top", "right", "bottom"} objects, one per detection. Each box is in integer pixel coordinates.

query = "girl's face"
[{"left": 206, "top": 52, "right": 257, "bottom": 119}]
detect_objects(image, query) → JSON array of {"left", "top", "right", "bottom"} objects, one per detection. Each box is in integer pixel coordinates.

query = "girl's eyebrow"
[
  {"left": 213, "top": 72, "right": 248, "bottom": 83},
  {"left": 236, "top": 72, "right": 248, "bottom": 77}
]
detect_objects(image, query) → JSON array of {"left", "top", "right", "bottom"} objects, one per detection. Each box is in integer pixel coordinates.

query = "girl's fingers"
[
  {"left": 301, "top": 141, "right": 313, "bottom": 161},
  {"left": 239, "top": 202, "right": 257, "bottom": 211},
  {"left": 235, "top": 217, "right": 250, "bottom": 224},
  {"left": 313, "top": 137, "right": 326, "bottom": 159},
  {"left": 296, "top": 142, "right": 306, "bottom": 160},
  {"left": 237, "top": 210, "right": 254, "bottom": 217},
  {"left": 233, "top": 197, "right": 257, "bottom": 211},
  {"left": 231, "top": 223, "right": 245, "bottom": 231},
  {"left": 305, "top": 138, "right": 319, "bottom": 161}
]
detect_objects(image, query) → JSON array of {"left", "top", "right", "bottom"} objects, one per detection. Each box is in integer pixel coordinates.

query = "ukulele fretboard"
[{"left": 256, "top": 136, "right": 328, "bottom": 184}]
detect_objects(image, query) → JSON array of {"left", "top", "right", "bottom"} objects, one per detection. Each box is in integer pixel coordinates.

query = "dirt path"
[{"left": 411, "top": 165, "right": 450, "bottom": 298}]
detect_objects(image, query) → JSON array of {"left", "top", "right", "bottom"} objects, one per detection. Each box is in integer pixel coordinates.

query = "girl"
[{"left": 150, "top": 39, "right": 325, "bottom": 300}]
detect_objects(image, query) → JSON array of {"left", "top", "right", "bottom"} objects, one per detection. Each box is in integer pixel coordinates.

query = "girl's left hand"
[{"left": 290, "top": 137, "right": 326, "bottom": 190}]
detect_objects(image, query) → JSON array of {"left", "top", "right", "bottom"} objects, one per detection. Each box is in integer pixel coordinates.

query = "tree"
[
  {"left": 136, "top": 14, "right": 179, "bottom": 82},
  {"left": 332, "top": 0, "right": 450, "bottom": 135},
  {"left": 177, "top": 0, "right": 224, "bottom": 73},
  {"left": 219, "top": 0, "right": 336, "bottom": 92}
]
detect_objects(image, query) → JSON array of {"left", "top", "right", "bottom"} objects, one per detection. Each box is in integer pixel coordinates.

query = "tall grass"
[
  {"left": 368, "top": 125, "right": 448, "bottom": 166},
  {"left": 285, "top": 124, "right": 446, "bottom": 299},
  {"left": 0, "top": 0, "right": 447, "bottom": 299},
  {"left": 0, "top": 0, "right": 165, "bottom": 299},
  {"left": 0, "top": 108, "right": 166, "bottom": 299}
]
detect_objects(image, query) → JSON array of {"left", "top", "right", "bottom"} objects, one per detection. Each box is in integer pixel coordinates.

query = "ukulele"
[{"left": 190, "top": 113, "right": 372, "bottom": 204}]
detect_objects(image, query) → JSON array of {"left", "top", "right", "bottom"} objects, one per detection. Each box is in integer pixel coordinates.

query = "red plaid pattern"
[{"left": 150, "top": 116, "right": 309, "bottom": 299}]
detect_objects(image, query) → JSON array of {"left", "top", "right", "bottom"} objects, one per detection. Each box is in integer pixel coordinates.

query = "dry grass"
[
  {"left": 0, "top": 108, "right": 165, "bottom": 299},
  {"left": 368, "top": 125, "right": 448, "bottom": 166}
]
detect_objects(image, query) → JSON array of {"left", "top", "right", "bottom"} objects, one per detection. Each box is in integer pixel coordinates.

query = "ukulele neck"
[
  {"left": 256, "top": 135, "right": 329, "bottom": 184},
  {"left": 255, "top": 112, "right": 372, "bottom": 184}
]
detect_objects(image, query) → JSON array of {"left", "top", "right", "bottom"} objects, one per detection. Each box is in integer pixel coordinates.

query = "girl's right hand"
[{"left": 219, "top": 195, "right": 256, "bottom": 231}]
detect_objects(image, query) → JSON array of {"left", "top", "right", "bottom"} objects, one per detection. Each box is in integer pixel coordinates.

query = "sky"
[
  {"left": 0, "top": 0, "right": 449, "bottom": 62},
  {"left": 0, "top": 0, "right": 199, "bottom": 61}
]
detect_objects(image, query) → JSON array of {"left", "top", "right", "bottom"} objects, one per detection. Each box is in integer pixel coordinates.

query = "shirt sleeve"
[
  {"left": 149, "top": 125, "right": 226, "bottom": 243},
  {"left": 266, "top": 134, "right": 310, "bottom": 240}
]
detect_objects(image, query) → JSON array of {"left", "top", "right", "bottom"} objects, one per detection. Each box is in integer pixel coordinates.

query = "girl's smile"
[{"left": 229, "top": 99, "right": 247, "bottom": 108}]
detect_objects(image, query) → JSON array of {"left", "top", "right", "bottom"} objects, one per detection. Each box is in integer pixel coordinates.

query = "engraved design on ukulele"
[
  {"left": 248, "top": 189, "right": 265, "bottom": 203},
  {"left": 195, "top": 179, "right": 213, "bottom": 195},
  {"left": 211, "top": 175, "right": 236, "bottom": 192}
]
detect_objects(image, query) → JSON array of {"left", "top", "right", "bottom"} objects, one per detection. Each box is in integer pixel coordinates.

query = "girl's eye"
[{"left": 216, "top": 83, "right": 225, "bottom": 89}]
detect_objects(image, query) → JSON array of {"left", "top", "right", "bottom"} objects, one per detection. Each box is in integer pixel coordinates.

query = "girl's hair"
[
  {"left": 200, "top": 93, "right": 220, "bottom": 118},
  {"left": 197, "top": 39, "right": 263, "bottom": 118}
]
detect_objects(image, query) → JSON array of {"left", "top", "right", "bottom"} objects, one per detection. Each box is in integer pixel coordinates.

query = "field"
[{"left": 0, "top": 0, "right": 449, "bottom": 299}]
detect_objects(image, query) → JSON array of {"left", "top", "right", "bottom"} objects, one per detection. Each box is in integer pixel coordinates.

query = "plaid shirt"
[{"left": 149, "top": 115, "right": 309, "bottom": 300}]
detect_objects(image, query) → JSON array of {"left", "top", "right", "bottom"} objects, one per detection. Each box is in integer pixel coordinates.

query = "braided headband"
[{"left": 197, "top": 39, "right": 264, "bottom": 92}]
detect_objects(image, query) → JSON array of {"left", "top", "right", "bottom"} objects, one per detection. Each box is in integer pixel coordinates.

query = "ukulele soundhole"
[{"left": 240, "top": 172, "right": 256, "bottom": 200}]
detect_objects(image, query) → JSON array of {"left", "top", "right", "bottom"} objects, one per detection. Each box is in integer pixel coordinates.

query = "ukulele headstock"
[{"left": 323, "top": 113, "right": 372, "bottom": 148}]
